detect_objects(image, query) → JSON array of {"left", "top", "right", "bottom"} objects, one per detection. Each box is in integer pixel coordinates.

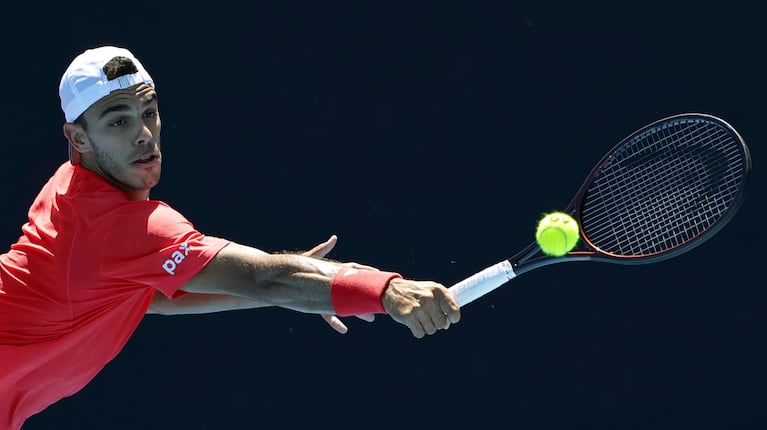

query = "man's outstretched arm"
[
  {"left": 175, "top": 241, "right": 460, "bottom": 338},
  {"left": 147, "top": 236, "right": 373, "bottom": 334}
]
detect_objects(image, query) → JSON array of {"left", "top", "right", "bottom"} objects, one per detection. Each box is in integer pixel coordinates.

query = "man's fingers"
[
  {"left": 410, "top": 321, "right": 426, "bottom": 339},
  {"left": 303, "top": 235, "right": 338, "bottom": 258},
  {"left": 355, "top": 313, "right": 376, "bottom": 322},
  {"left": 321, "top": 314, "right": 348, "bottom": 334},
  {"left": 429, "top": 307, "right": 451, "bottom": 330},
  {"left": 415, "top": 309, "right": 438, "bottom": 336},
  {"left": 439, "top": 292, "right": 461, "bottom": 324}
]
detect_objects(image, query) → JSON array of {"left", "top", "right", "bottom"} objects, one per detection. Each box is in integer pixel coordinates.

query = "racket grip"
[{"left": 449, "top": 260, "right": 517, "bottom": 307}]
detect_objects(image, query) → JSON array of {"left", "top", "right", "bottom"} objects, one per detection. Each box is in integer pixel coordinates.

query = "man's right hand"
[{"left": 382, "top": 279, "right": 461, "bottom": 338}]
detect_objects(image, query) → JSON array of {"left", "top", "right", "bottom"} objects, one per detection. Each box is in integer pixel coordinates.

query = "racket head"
[
  {"left": 514, "top": 113, "right": 751, "bottom": 273},
  {"left": 572, "top": 113, "right": 751, "bottom": 264}
]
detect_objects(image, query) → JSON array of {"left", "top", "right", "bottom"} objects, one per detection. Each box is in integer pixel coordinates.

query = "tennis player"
[{"left": 0, "top": 46, "right": 460, "bottom": 429}]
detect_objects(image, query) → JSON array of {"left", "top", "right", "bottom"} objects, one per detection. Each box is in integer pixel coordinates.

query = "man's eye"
[
  {"left": 110, "top": 119, "right": 126, "bottom": 127},
  {"left": 144, "top": 111, "right": 158, "bottom": 119}
]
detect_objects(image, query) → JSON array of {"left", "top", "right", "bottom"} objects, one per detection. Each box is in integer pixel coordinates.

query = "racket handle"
[{"left": 449, "top": 260, "right": 517, "bottom": 307}]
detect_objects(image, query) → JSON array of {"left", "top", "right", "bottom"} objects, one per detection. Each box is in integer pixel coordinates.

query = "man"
[{"left": 0, "top": 46, "right": 461, "bottom": 429}]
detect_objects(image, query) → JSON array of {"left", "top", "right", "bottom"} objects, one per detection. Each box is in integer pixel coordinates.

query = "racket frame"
[
  {"left": 519, "top": 113, "right": 750, "bottom": 274},
  {"left": 451, "top": 113, "right": 751, "bottom": 306}
]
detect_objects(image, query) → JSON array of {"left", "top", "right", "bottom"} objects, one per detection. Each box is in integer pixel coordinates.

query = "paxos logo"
[{"left": 162, "top": 242, "right": 190, "bottom": 276}]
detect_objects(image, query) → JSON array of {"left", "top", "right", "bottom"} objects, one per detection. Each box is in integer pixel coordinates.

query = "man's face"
[{"left": 74, "top": 84, "right": 162, "bottom": 197}]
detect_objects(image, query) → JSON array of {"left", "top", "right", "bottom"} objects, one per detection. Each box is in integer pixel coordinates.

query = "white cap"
[{"left": 59, "top": 46, "right": 154, "bottom": 122}]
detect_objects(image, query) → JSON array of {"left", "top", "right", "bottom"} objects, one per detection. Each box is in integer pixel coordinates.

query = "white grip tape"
[{"left": 449, "top": 260, "right": 517, "bottom": 307}]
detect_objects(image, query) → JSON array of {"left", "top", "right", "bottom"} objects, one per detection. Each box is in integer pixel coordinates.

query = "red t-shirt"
[{"left": 0, "top": 162, "right": 230, "bottom": 429}]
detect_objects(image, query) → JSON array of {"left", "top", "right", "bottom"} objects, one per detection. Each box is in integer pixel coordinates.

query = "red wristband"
[{"left": 330, "top": 267, "right": 402, "bottom": 316}]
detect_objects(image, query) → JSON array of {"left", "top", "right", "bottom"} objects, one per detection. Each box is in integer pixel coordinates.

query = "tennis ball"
[{"left": 535, "top": 211, "right": 580, "bottom": 257}]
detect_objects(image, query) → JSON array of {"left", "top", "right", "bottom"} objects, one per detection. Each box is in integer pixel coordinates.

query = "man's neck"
[{"left": 76, "top": 159, "right": 150, "bottom": 201}]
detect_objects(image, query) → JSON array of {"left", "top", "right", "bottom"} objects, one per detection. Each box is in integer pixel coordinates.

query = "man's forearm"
[
  {"left": 180, "top": 242, "right": 339, "bottom": 314},
  {"left": 146, "top": 291, "right": 262, "bottom": 315}
]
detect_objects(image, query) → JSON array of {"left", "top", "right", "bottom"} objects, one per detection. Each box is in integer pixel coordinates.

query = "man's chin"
[{"left": 132, "top": 169, "right": 161, "bottom": 192}]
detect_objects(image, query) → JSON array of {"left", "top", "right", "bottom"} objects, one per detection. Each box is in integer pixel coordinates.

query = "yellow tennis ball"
[{"left": 535, "top": 212, "right": 580, "bottom": 257}]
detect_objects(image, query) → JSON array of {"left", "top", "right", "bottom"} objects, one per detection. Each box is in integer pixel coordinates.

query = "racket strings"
[
  {"left": 602, "top": 125, "right": 741, "bottom": 253},
  {"left": 581, "top": 118, "right": 747, "bottom": 257}
]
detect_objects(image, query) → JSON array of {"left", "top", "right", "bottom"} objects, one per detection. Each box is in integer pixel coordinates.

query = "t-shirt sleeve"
[{"left": 99, "top": 202, "right": 231, "bottom": 299}]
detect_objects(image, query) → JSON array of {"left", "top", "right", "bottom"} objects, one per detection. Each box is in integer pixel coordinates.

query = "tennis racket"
[{"left": 449, "top": 113, "right": 751, "bottom": 307}]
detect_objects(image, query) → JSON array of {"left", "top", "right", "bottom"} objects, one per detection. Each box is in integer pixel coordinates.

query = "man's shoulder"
[{"left": 105, "top": 200, "right": 191, "bottom": 235}]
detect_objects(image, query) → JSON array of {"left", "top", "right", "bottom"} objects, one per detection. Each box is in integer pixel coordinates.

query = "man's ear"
[{"left": 62, "top": 123, "right": 93, "bottom": 157}]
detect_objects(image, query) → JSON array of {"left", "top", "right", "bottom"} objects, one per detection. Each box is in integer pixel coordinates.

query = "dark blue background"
[{"left": 3, "top": 2, "right": 764, "bottom": 429}]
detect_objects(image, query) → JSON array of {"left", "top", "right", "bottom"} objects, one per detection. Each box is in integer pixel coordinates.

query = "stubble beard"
[{"left": 89, "top": 135, "right": 162, "bottom": 192}]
